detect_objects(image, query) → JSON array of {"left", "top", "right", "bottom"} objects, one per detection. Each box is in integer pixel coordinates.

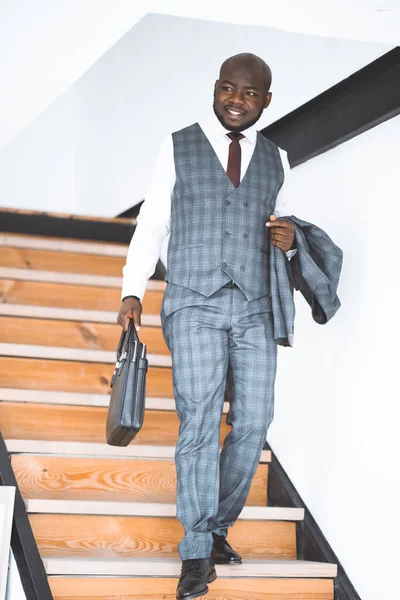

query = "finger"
[
  {"left": 270, "top": 232, "right": 288, "bottom": 241},
  {"left": 123, "top": 314, "right": 131, "bottom": 332},
  {"left": 266, "top": 220, "right": 291, "bottom": 229},
  {"left": 132, "top": 309, "right": 141, "bottom": 331},
  {"left": 117, "top": 309, "right": 127, "bottom": 329},
  {"left": 271, "top": 239, "right": 288, "bottom": 251}
]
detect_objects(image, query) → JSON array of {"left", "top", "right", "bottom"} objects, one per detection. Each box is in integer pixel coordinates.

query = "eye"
[
  {"left": 222, "top": 86, "right": 233, "bottom": 92},
  {"left": 246, "top": 91, "right": 257, "bottom": 97}
]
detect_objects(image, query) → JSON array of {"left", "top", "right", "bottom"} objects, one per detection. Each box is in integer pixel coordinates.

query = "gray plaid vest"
[{"left": 166, "top": 123, "right": 284, "bottom": 301}]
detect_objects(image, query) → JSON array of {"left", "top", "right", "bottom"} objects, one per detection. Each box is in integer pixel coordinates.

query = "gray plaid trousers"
[{"left": 161, "top": 283, "right": 277, "bottom": 560}]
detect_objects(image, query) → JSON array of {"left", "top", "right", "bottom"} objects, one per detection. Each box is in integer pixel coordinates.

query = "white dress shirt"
[{"left": 122, "top": 116, "right": 295, "bottom": 301}]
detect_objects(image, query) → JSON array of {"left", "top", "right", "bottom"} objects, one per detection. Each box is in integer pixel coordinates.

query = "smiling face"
[{"left": 213, "top": 55, "right": 272, "bottom": 132}]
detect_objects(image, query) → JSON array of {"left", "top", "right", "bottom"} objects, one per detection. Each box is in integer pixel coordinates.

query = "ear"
[
  {"left": 214, "top": 80, "right": 219, "bottom": 92},
  {"left": 263, "top": 92, "right": 272, "bottom": 109}
]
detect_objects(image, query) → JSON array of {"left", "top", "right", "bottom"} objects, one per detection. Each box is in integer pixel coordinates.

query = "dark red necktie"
[{"left": 227, "top": 132, "right": 245, "bottom": 187}]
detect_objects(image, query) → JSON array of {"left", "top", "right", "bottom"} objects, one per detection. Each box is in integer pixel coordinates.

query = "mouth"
[{"left": 225, "top": 107, "right": 245, "bottom": 119}]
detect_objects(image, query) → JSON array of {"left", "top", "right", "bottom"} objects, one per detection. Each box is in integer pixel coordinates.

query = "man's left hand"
[{"left": 266, "top": 215, "right": 295, "bottom": 252}]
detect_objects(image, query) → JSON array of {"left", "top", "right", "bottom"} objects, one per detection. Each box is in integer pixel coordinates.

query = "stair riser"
[
  {"left": 0, "top": 279, "right": 162, "bottom": 313},
  {"left": 0, "top": 247, "right": 126, "bottom": 276},
  {"left": 0, "top": 357, "right": 173, "bottom": 396},
  {"left": 12, "top": 455, "right": 268, "bottom": 507},
  {"left": 30, "top": 514, "right": 296, "bottom": 559},
  {"left": 0, "top": 316, "right": 169, "bottom": 355},
  {"left": 0, "top": 402, "right": 230, "bottom": 446},
  {"left": 48, "top": 577, "right": 334, "bottom": 600}
]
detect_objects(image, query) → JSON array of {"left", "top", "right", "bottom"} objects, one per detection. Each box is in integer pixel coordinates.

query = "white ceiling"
[{"left": 156, "top": 0, "right": 400, "bottom": 45}]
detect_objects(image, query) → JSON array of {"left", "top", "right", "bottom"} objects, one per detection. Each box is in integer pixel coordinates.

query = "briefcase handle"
[{"left": 116, "top": 319, "right": 139, "bottom": 362}]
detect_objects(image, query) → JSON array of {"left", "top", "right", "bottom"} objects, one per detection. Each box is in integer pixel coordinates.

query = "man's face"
[{"left": 213, "top": 64, "right": 271, "bottom": 132}]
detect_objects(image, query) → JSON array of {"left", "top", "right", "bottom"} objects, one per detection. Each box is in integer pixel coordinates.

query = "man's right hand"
[{"left": 117, "top": 297, "right": 142, "bottom": 332}]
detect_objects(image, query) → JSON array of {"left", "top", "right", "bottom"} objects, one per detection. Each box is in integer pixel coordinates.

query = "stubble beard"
[{"left": 213, "top": 100, "right": 264, "bottom": 133}]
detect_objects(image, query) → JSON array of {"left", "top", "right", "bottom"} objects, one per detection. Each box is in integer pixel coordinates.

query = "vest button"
[
  {"left": 222, "top": 262, "right": 228, "bottom": 268},
  {"left": 243, "top": 233, "right": 248, "bottom": 239},
  {"left": 240, "top": 265, "right": 245, "bottom": 271},
  {"left": 243, "top": 202, "right": 249, "bottom": 208},
  {"left": 224, "top": 200, "right": 231, "bottom": 206}
]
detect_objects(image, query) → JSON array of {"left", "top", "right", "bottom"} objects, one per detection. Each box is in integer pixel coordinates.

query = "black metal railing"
[
  {"left": 264, "top": 441, "right": 362, "bottom": 600},
  {"left": 0, "top": 432, "right": 53, "bottom": 600}
]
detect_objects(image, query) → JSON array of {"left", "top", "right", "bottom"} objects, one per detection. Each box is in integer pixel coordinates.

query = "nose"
[{"left": 229, "top": 90, "right": 245, "bottom": 106}]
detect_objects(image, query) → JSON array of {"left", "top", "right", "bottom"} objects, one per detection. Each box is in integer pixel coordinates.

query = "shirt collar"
[{"left": 199, "top": 113, "right": 259, "bottom": 146}]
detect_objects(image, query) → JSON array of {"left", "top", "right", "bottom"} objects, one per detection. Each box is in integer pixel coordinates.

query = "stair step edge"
[
  {"left": 5, "top": 439, "right": 271, "bottom": 463},
  {"left": 0, "top": 267, "right": 166, "bottom": 290},
  {"left": 0, "top": 388, "right": 230, "bottom": 413},
  {"left": 0, "top": 233, "right": 129, "bottom": 256},
  {"left": 44, "top": 556, "right": 337, "bottom": 578},
  {"left": 25, "top": 499, "right": 302, "bottom": 520},
  {"left": 0, "top": 304, "right": 161, "bottom": 326},
  {"left": 0, "top": 343, "right": 171, "bottom": 367}
]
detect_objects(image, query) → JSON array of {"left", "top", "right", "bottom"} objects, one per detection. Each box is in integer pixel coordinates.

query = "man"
[{"left": 118, "top": 53, "right": 296, "bottom": 600}]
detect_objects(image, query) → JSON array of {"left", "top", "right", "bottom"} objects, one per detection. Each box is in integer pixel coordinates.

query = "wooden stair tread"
[
  {"left": 0, "top": 357, "right": 173, "bottom": 395},
  {"left": 12, "top": 454, "right": 268, "bottom": 506},
  {"left": 0, "top": 316, "right": 168, "bottom": 354},
  {"left": 0, "top": 303, "right": 161, "bottom": 326},
  {"left": 0, "top": 233, "right": 129, "bottom": 256},
  {"left": 29, "top": 514, "right": 297, "bottom": 559},
  {"left": 25, "top": 500, "right": 301, "bottom": 520},
  {"left": 5, "top": 439, "right": 271, "bottom": 463},
  {"left": 0, "top": 267, "right": 165, "bottom": 290},
  {"left": 44, "top": 556, "right": 337, "bottom": 577},
  {"left": 48, "top": 577, "right": 334, "bottom": 599},
  {"left": 0, "top": 342, "right": 172, "bottom": 367}
]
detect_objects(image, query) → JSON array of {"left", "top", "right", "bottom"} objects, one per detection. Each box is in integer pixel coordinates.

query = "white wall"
[
  {"left": 0, "top": 13, "right": 391, "bottom": 217},
  {"left": 0, "top": 0, "right": 144, "bottom": 152},
  {"left": 269, "top": 114, "right": 400, "bottom": 600}
]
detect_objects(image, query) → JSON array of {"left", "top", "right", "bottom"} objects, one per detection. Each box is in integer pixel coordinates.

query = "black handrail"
[{"left": 0, "top": 432, "right": 53, "bottom": 600}]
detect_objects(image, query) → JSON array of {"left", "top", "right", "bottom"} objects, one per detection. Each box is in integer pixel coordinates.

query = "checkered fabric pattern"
[
  {"left": 161, "top": 285, "right": 277, "bottom": 560},
  {"left": 167, "top": 123, "right": 284, "bottom": 302},
  {"left": 269, "top": 215, "right": 343, "bottom": 346}
]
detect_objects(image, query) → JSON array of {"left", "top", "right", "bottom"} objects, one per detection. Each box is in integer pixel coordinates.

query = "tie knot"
[{"left": 227, "top": 132, "right": 244, "bottom": 142}]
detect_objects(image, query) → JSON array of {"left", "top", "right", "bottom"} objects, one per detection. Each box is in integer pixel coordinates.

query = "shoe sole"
[
  {"left": 212, "top": 558, "right": 242, "bottom": 565},
  {"left": 176, "top": 569, "right": 217, "bottom": 600}
]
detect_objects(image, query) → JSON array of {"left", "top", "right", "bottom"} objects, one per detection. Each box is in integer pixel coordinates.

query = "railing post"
[{"left": 0, "top": 433, "right": 53, "bottom": 600}]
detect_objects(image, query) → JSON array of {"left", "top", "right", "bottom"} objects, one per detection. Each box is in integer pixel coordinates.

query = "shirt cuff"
[
  {"left": 285, "top": 249, "right": 297, "bottom": 260},
  {"left": 121, "top": 275, "right": 148, "bottom": 303}
]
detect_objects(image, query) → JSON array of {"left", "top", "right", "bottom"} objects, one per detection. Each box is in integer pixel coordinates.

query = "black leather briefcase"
[{"left": 106, "top": 320, "right": 148, "bottom": 446}]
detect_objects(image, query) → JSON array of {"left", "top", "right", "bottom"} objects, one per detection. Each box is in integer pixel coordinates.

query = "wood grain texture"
[
  {"left": 30, "top": 514, "right": 296, "bottom": 559},
  {"left": 0, "top": 316, "right": 168, "bottom": 354},
  {"left": 12, "top": 455, "right": 268, "bottom": 506},
  {"left": 0, "top": 402, "right": 230, "bottom": 446},
  {"left": 0, "top": 279, "right": 162, "bottom": 313},
  {"left": 0, "top": 247, "right": 127, "bottom": 276},
  {"left": 0, "top": 357, "right": 173, "bottom": 396},
  {"left": 49, "top": 577, "right": 334, "bottom": 600}
]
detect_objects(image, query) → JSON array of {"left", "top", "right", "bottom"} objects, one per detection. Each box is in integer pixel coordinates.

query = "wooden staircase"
[{"left": 0, "top": 228, "right": 337, "bottom": 599}]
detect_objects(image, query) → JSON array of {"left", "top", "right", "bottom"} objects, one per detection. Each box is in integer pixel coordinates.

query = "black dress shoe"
[
  {"left": 176, "top": 558, "right": 217, "bottom": 600},
  {"left": 211, "top": 533, "right": 242, "bottom": 564}
]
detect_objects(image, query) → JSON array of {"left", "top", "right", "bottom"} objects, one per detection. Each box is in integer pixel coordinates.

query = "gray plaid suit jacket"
[{"left": 269, "top": 215, "right": 343, "bottom": 346}]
